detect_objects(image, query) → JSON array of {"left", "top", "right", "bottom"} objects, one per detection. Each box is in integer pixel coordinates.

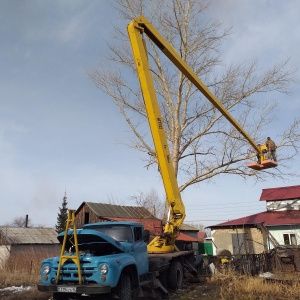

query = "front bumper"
[{"left": 37, "top": 284, "right": 111, "bottom": 295}]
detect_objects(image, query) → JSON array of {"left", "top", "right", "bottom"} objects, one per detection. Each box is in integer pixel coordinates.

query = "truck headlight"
[
  {"left": 42, "top": 265, "right": 50, "bottom": 274},
  {"left": 99, "top": 264, "right": 108, "bottom": 275}
]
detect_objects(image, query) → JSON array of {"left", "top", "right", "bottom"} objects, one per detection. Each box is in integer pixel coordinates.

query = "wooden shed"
[
  {"left": 0, "top": 227, "right": 60, "bottom": 268},
  {"left": 75, "top": 202, "right": 163, "bottom": 236}
]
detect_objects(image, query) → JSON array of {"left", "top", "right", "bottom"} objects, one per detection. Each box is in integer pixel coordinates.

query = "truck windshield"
[{"left": 88, "top": 226, "right": 133, "bottom": 243}]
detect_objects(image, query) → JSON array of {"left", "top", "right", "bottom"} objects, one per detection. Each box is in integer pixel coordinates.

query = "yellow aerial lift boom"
[{"left": 127, "top": 16, "right": 277, "bottom": 254}]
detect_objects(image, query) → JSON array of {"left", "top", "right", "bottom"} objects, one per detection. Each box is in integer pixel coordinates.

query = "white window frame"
[{"left": 283, "top": 233, "right": 297, "bottom": 245}]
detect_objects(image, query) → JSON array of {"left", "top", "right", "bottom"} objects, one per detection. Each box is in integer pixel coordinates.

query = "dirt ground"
[
  {"left": 0, "top": 279, "right": 219, "bottom": 300},
  {"left": 168, "top": 278, "right": 220, "bottom": 300}
]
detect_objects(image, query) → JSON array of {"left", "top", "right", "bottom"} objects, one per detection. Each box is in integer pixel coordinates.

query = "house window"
[{"left": 283, "top": 233, "right": 297, "bottom": 245}]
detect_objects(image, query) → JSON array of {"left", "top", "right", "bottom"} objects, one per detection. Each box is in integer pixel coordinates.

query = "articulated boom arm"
[
  {"left": 127, "top": 16, "right": 275, "bottom": 253},
  {"left": 128, "top": 17, "right": 185, "bottom": 253}
]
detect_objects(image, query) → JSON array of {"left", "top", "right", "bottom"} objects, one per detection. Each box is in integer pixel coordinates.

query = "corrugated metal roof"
[
  {"left": 83, "top": 202, "right": 157, "bottom": 219},
  {"left": 209, "top": 210, "right": 300, "bottom": 228},
  {"left": 0, "top": 227, "right": 59, "bottom": 245},
  {"left": 260, "top": 185, "right": 300, "bottom": 201},
  {"left": 180, "top": 223, "right": 199, "bottom": 231}
]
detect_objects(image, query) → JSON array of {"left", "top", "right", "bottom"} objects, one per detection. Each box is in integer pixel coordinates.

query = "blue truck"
[{"left": 37, "top": 220, "right": 198, "bottom": 299}]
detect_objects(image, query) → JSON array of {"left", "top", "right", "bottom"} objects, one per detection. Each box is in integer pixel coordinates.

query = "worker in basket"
[{"left": 265, "top": 137, "right": 277, "bottom": 161}]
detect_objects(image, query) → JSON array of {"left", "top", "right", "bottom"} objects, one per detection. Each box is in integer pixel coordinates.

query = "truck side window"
[{"left": 134, "top": 227, "right": 142, "bottom": 241}]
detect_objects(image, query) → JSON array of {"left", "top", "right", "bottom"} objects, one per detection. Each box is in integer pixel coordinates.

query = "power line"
[
  {"left": 186, "top": 201, "right": 265, "bottom": 208},
  {"left": 185, "top": 208, "right": 264, "bottom": 214},
  {"left": 185, "top": 219, "right": 228, "bottom": 222}
]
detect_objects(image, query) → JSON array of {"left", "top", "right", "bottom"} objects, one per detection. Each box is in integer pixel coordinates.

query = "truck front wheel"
[
  {"left": 167, "top": 260, "right": 183, "bottom": 290},
  {"left": 116, "top": 274, "right": 131, "bottom": 300},
  {"left": 52, "top": 292, "right": 69, "bottom": 300}
]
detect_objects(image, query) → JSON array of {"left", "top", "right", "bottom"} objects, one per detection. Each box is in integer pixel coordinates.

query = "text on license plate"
[{"left": 57, "top": 286, "right": 77, "bottom": 293}]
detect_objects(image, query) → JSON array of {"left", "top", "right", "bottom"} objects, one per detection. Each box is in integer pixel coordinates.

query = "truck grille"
[{"left": 54, "top": 261, "right": 97, "bottom": 281}]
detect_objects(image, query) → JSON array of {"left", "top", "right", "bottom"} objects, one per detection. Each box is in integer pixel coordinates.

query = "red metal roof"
[
  {"left": 260, "top": 185, "right": 300, "bottom": 201},
  {"left": 197, "top": 232, "right": 207, "bottom": 242},
  {"left": 176, "top": 232, "right": 199, "bottom": 242},
  {"left": 209, "top": 210, "right": 300, "bottom": 228}
]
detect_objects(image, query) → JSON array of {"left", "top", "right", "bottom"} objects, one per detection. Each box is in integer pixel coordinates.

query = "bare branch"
[{"left": 89, "top": 0, "right": 300, "bottom": 193}]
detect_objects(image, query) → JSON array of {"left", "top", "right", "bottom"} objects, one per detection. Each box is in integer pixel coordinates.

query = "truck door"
[{"left": 132, "top": 226, "right": 149, "bottom": 275}]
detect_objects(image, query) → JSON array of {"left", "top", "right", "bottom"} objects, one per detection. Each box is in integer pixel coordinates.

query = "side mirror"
[{"left": 143, "top": 230, "right": 150, "bottom": 243}]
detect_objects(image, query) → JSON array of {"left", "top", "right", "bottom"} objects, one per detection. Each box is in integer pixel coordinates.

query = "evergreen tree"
[{"left": 55, "top": 192, "right": 68, "bottom": 233}]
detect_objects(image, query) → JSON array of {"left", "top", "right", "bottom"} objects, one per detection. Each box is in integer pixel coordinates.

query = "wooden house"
[{"left": 207, "top": 185, "right": 300, "bottom": 256}]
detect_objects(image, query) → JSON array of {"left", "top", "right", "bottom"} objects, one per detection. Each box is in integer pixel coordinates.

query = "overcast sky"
[{"left": 1, "top": 0, "right": 300, "bottom": 228}]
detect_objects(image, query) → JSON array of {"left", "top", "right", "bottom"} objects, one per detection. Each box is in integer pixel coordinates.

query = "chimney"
[{"left": 25, "top": 215, "right": 28, "bottom": 228}]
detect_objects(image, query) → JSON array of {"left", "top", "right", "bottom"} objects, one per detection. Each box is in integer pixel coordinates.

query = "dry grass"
[
  {"left": 0, "top": 250, "right": 52, "bottom": 299},
  {"left": 0, "top": 248, "right": 58, "bottom": 287},
  {"left": 171, "top": 271, "right": 300, "bottom": 300},
  {"left": 217, "top": 273, "right": 300, "bottom": 300},
  {"left": 1, "top": 255, "right": 38, "bottom": 288}
]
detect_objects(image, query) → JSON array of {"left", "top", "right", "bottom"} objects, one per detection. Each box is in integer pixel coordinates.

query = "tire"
[
  {"left": 158, "top": 269, "right": 168, "bottom": 289},
  {"left": 167, "top": 260, "right": 183, "bottom": 290},
  {"left": 53, "top": 293, "right": 70, "bottom": 300},
  {"left": 117, "top": 274, "right": 131, "bottom": 300}
]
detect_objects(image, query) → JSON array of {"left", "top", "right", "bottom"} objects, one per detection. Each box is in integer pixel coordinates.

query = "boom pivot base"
[{"left": 147, "top": 236, "right": 176, "bottom": 254}]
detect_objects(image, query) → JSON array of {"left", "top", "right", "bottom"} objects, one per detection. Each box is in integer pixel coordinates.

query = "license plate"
[{"left": 57, "top": 286, "right": 77, "bottom": 293}]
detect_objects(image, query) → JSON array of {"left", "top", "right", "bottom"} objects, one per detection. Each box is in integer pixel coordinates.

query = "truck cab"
[{"left": 38, "top": 221, "right": 149, "bottom": 299}]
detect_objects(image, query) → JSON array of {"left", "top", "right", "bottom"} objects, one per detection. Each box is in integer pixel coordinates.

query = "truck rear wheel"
[
  {"left": 167, "top": 260, "right": 183, "bottom": 290},
  {"left": 158, "top": 269, "right": 168, "bottom": 289},
  {"left": 116, "top": 274, "right": 131, "bottom": 300}
]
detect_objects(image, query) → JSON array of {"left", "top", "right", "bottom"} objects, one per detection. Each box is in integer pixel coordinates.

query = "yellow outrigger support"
[{"left": 56, "top": 210, "right": 82, "bottom": 284}]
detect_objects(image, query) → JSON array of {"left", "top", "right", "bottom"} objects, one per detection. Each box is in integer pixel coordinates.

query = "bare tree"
[
  {"left": 10, "top": 216, "right": 32, "bottom": 228},
  {"left": 187, "top": 223, "right": 205, "bottom": 232},
  {"left": 89, "top": 0, "right": 300, "bottom": 192},
  {"left": 106, "top": 194, "right": 126, "bottom": 205},
  {"left": 130, "top": 188, "right": 165, "bottom": 219}
]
